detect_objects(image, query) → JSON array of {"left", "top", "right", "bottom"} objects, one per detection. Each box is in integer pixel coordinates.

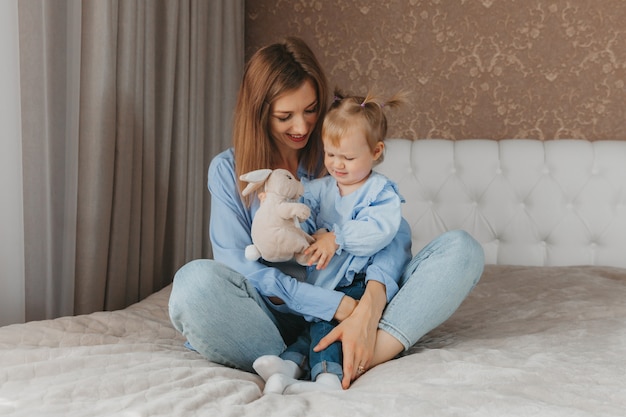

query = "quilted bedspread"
[{"left": 1, "top": 265, "right": 625, "bottom": 417}]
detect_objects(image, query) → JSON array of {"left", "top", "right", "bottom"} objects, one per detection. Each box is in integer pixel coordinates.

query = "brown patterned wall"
[{"left": 245, "top": 0, "right": 626, "bottom": 141}]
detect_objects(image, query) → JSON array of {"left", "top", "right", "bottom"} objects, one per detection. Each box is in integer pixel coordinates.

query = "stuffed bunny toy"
[{"left": 240, "top": 168, "right": 314, "bottom": 265}]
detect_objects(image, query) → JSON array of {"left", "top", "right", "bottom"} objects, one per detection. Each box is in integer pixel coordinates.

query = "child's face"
[{"left": 323, "top": 126, "right": 383, "bottom": 195}]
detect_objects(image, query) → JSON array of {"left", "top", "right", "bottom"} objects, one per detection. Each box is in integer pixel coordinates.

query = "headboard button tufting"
[{"left": 375, "top": 139, "right": 626, "bottom": 267}]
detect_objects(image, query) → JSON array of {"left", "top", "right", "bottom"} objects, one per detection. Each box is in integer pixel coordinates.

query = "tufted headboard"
[{"left": 375, "top": 139, "right": 626, "bottom": 268}]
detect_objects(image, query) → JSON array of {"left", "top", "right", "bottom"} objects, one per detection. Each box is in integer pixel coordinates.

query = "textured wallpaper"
[{"left": 245, "top": 0, "right": 626, "bottom": 140}]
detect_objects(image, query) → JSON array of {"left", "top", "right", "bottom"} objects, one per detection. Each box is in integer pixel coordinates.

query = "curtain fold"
[
  {"left": 19, "top": 0, "right": 81, "bottom": 321},
  {"left": 0, "top": 0, "right": 26, "bottom": 327},
  {"left": 17, "top": 0, "right": 243, "bottom": 320}
]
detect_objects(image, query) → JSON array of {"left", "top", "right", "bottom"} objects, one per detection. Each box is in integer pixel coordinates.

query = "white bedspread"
[{"left": 1, "top": 265, "right": 625, "bottom": 417}]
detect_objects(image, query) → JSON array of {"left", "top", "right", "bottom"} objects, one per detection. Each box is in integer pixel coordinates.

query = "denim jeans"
[
  {"left": 168, "top": 230, "right": 484, "bottom": 373},
  {"left": 280, "top": 276, "right": 367, "bottom": 381}
]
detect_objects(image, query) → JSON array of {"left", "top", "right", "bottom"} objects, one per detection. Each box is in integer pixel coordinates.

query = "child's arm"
[
  {"left": 304, "top": 185, "right": 402, "bottom": 269},
  {"left": 336, "top": 189, "right": 402, "bottom": 257}
]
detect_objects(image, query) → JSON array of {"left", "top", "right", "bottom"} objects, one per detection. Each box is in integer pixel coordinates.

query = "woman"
[{"left": 168, "top": 36, "right": 485, "bottom": 390}]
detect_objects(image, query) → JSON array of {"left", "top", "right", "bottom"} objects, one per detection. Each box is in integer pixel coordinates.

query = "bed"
[{"left": 2, "top": 139, "right": 626, "bottom": 417}]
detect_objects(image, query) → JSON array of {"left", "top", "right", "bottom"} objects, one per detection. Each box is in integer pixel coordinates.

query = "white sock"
[
  {"left": 252, "top": 355, "right": 302, "bottom": 382},
  {"left": 263, "top": 373, "right": 299, "bottom": 394},
  {"left": 283, "top": 372, "right": 342, "bottom": 394}
]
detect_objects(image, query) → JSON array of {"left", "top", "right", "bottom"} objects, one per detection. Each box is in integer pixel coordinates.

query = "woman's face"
[{"left": 269, "top": 79, "right": 319, "bottom": 154}]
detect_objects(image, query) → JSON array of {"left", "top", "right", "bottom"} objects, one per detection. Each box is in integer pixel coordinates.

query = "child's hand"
[{"left": 304, "top": 230, "right": 338, "bottom": 270}]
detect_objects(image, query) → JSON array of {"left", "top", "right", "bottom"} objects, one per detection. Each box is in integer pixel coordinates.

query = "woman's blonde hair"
[
  {"left": 233, "top": 37, "right": 329, "bottom": 205},
  {"left": 322, "top": 89, "right": 407, "bottom": 164}
]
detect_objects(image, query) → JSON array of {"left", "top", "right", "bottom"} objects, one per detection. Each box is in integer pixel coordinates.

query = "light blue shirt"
[
  {"left": 301, "top": 173, "right": 404, "bottom": 293},
  {"left": 208, "top": 148, "right": 412, "bottom": 322}
]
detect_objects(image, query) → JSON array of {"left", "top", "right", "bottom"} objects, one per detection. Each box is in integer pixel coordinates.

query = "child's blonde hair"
[{"left": 322, "top": 88, "right": 407, "bottom": 163}]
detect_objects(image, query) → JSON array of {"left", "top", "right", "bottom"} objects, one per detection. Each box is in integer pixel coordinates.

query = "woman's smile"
[{"left": 287, "top": 133, "right": 308, "bottom": 143}]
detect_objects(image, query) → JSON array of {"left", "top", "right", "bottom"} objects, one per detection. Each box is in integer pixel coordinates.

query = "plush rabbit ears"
[{"left": 240, "top": 169, "right": 273, "bottom": 196}]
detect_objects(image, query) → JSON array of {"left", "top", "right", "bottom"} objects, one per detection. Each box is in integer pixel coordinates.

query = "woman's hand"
[{"left": 314, "top": 280, "right": 387, "bottom": 389}]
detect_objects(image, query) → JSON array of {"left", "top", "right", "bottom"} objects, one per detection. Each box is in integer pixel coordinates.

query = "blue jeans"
[
  {"left": 281, "top": 276, "right": 367, "bottom": 381},
  {"left": 168, "top": 230, "right": 484, "bottom": 373}
]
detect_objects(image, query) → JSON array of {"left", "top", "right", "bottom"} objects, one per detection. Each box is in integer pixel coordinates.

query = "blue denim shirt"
[
  {"left": 301, "top": 173, "right": 404, "bottom": 294},
  {"left": 207, "top": 148, "right": 412, "bottom": 322}
]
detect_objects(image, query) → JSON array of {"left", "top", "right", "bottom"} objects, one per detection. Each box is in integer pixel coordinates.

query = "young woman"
[{"left": 168, "top": 37, "right": 485, "bottom": 390}]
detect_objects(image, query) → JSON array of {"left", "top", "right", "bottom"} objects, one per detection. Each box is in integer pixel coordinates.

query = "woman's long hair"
[{"left": 233, "top": 37, "right": 329, "bottom": 205}]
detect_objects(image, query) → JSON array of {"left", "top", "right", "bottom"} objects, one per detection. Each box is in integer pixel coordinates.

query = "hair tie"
[
  {"left": 333, "top": 96, "right": 341, "bottom": 103},
  {"left": 360, "top": 101, "right": 366, "bottom": 107}
]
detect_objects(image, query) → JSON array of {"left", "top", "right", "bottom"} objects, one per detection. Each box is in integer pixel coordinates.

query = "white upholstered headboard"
[{"left": 375, "top": 139, "right": 626, "bottom": 268}]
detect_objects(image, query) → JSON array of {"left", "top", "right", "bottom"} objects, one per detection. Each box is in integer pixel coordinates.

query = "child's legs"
[
  {"left": 279, "top": 329, "right": 311, "bottom": 373},
  {"left": 308, "top": 320, "right": 343, "bottom": 381},
  {"left": 308, "top": 276, "right": 367, "bottom": 381}
]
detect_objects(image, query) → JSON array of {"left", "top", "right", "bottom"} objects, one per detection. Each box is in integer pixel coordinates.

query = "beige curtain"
[{"left": 17, "top": 0, "right": 243, "bottom": 320}]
